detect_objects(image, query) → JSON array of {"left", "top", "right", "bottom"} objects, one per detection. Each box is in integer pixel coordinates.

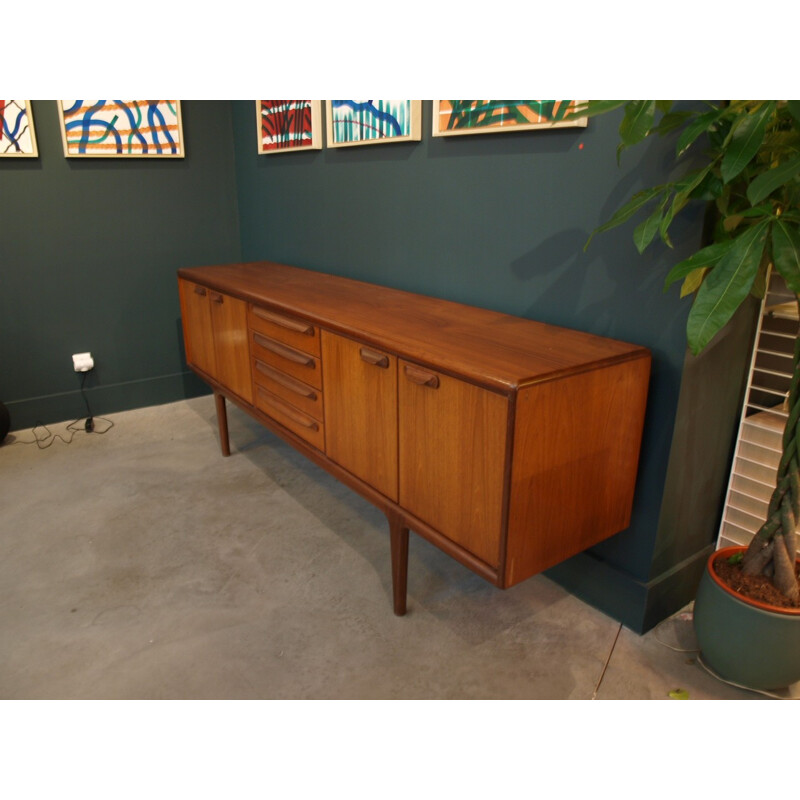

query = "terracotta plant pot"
[{"left": 693, "top": 545, "right": 800, "bottom": 690}]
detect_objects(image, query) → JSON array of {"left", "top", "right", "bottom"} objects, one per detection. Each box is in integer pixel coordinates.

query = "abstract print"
[
  {"left": 60, "top": 101, "right": 183, "bottom": 157},
  {"left": 1, "top": 100, "right": 37, "bottom": 156},
  {"left": 258, "top": 101, "right": 319, "bottom": 152},
  {"left": 328, "top": 100, "right": 420, "bottom": 146},
  {"left": 434, "top": 101, "right": 586, "bottom": 136}
]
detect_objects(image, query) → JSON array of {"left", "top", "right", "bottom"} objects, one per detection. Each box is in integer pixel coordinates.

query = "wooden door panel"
[
  {"left": 322, "top": 331, "right": 398, "bottom": 501},
  {"left": 178, "top": 279, "right": 217, "bottom": 377},
  {"left": 398, "top": 361, "right": 508, "bottom": 567},
  {"left": 208, "top": 290, "right": 252, "bottom": 404}
]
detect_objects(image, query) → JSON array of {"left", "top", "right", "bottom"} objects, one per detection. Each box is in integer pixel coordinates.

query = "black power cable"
[{"left": 10, "top": 371, "right": 114, "bottom": 448}]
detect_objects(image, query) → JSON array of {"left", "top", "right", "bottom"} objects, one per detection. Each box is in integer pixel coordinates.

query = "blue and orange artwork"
[
  {"left": 1, "top": 100, "right": 37, "bottom": 156},
  {"left": 258, "top": 101, "right": 321, "bottom": 153},
  {"left": 327, "top": 100, "right": 421, "bottom": 147},
  {"left": 59, "top": 100, "right": 184, "bottom": 157}
]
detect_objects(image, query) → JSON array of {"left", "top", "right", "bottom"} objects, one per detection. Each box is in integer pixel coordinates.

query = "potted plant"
[{"left": 577, "top": 100, "right": 800, "bottom": 689}]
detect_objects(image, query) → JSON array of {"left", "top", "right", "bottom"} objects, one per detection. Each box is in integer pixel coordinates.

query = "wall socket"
[{"left": 72, "top": 352, "right": 94, "bottom": 372}]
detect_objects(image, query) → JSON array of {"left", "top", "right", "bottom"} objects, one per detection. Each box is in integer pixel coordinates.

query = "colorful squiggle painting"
[
  {"left": 1, "top": 100, "right": 37, "bottom": 157},
  {"left": 257, "top": 101, "right": 321, "bottom": 153},
  {"left": 327, "top": 100, "right": 421, "bottom": 147},
  {"left": 59, "top": 101, "right": 184, "bottom": 157},
  {"left": 432, "top": 101, "right": 587, "bottom": 137}
]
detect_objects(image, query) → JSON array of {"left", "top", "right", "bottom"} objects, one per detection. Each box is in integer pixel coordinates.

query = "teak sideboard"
[{"left": 178, "top": 261, "right": 651, "bottom": 615}]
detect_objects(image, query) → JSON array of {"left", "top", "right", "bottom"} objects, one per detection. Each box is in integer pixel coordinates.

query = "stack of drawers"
[{"left": 248, "top": 304, "right": 325, "bottom": 451}]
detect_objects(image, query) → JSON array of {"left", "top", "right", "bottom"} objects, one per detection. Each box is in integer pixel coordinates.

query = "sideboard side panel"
[{"left": 504, "top": 355, "right": 651, "bottom": 587}]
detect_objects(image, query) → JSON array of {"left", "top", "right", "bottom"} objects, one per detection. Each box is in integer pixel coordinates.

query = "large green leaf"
[
  {"left": 675, "top": 107, "right": 726, "bottom": 157},
  {"left": 633, "top": 195, "right": 669, "bottom": 253},
  {"left": 654, "top": 167, "right": 714, "bottom": 247},
  {"left": 746, "top": 153, "right": 800, "bottom": 205},
  {"left": 663, "top": 241, "right": 733, "bottom": 290},
  {"left": 721, "top": 102, "right": 777, "bottom": 184},
  {"left": 655, "top": 110, "right": 693, "bottom": 136},
  {"left": 686, "top": 222, "right": 769, "bottom": 354},
  {"left": 584, "top": 186, "right": 665, "bottom": 250},
  {"left": 619, "top": 101, "right": 656, "bottom": 148},
  {"left": 772, "top": 219, "right": 800, "bottom": 294}
]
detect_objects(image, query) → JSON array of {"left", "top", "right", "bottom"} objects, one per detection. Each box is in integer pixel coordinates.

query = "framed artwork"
[
  {"left": 326, "top": 100, "right": 421, "bottom": 148},
  {"left": 257, "top": 101, "right": 322, "bottom": 153},
  {"left": 1, "top": 100, "right": 38, "bottom": 157},
  {"left": 58, "top": 100, "right": 184, "bottom": 157},
  {"left": 432, "top": 101, "right": 588, "bottom": 137}
]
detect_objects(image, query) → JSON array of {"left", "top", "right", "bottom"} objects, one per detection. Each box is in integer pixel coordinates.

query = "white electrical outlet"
[{"left": 72, "top": 352, "right": 94, "bottom": 372}]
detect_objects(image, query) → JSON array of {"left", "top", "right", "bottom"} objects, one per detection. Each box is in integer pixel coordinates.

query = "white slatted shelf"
[{"left": 717, "top": 270, "right": 799, "bottom": 553}]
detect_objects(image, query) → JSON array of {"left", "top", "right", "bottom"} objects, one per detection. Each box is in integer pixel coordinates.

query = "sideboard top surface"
[{"left": 178, "top": 261, "right": 649, "bottom": 392}]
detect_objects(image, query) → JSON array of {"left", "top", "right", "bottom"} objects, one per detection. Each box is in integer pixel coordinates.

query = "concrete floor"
[{"left": 1, "top": 396, "right": 796, "bottom": 700}]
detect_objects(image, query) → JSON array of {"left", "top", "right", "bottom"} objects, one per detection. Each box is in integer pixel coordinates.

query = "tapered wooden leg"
[
  {"left": 388, "top": 514, "right": 409, "bottom": 616},
  {"left": 214, "top": 392, "right": 231, "bottom": 457}
]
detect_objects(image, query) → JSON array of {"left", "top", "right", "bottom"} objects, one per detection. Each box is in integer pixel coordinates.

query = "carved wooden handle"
[
  {"left": 193, "top": 285, "right": 207, "bottom": 296},
  {"left": 252, "top": 306, "right": 314, "bottom": 336},
  {"left": 360, "top": 347, "right": 390, "bottom": 368},
  {"left": 253, "top": 333, "right": 315, "bottom": 367},
  {"left": 254, "top": 360, "right": 317, "bottom": 400},
  {"left": 404, "top": 365, "right": 440, "bottom": 388},
  {"left": 258, "top": 387, "right": 319, "bottom": 430}
]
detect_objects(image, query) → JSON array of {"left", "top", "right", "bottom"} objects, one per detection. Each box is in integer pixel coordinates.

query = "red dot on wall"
[{"left": 579, "top": 143, "right": 584, "bottom": 150}]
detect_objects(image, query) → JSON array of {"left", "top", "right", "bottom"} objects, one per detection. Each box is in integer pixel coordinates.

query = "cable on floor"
[
  {"left": 10, "top": 417, "right": 114, "bottom": 449},
  {"left": 8, "top": 371, "right": 114, "bottom": 448}
]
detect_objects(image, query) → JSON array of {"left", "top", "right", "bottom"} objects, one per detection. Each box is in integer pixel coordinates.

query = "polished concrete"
[{"left": 1, "top": 397, "right": 796, "bottom": 700}]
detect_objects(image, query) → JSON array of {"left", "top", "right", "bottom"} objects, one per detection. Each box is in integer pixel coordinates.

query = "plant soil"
[{"left": 714, "top": 559, "right": 800, "bottom": 610}]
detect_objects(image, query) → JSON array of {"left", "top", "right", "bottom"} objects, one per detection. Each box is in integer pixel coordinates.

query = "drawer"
[
  {"left": 248, "top": 304, "right": 320, "bottom": 357},
  {"left": 251, "top": 331, "right": 322, "bottom": 390},
  {"left": 254, "top": 384, "right": 325, "bottom": 451},
  {"left": 252, "top": 357, "right": 323, "bottom": 421}
]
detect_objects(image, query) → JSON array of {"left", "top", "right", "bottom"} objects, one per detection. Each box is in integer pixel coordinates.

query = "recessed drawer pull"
[
  {"left": 359, "top": 347, "right": 390, "bottom": 368},
  {"left": 254, "top": 360, "right": 317, "bottom": 400},
  {"left": 258, "top": 387, "right": 319, "bottom": 430},
  {"left": 253, "top": 333, "right": 315, "bottom": 367},
  {"left": 252, "top": 306, "right": 315, "bottom": 336},
  {"left": 193, "top": 285, "right": 207, "bottom": 297},
  {"left": 210, "top": 291, "right": 224, "bottom": 304},
  {"left": 404, "top": 364, "right": 440, "bottom": 389}
]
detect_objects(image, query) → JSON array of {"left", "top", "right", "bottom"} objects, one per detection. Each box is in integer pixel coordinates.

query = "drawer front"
[
  {"left": 248, "top": 304, "right": 320, "bottom": 357},
  {"left": 252, "top": 357, "right": 323, "bottom": 421},
  {"left": 251, "top": 331, "right": 322, "bottom": 390},
  {"left": 254, "top": 384, "right": 325, "bottom": 451}
]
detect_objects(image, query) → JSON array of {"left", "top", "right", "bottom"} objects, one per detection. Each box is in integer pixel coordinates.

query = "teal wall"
[
  {"left": 230, "top": 100, "right": 731, "bottom": 632},
  {"left": 1, "top": 100, "right": 241, "bottom": 429}
]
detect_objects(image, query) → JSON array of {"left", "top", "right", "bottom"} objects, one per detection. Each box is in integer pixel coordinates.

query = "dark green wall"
[
  {"left": 230, "top": 100, "right": 743, "bottom": 632},
  {"left": 1, "top": 100, "right": 241, "bottom": 429}
]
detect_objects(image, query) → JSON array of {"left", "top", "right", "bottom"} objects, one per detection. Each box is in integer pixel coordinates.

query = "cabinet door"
[
  {"left": 208, "top": 289, "right": 253, "bottom": 404},
  {"left": 322, "top": 331, "right": 398, "bottom": 501},
  {"left": 399, "top": 361, "right": 508, "bottom": 567},
  {"left": 179, "top": 279, "right": 217, "bottom": 378}
]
